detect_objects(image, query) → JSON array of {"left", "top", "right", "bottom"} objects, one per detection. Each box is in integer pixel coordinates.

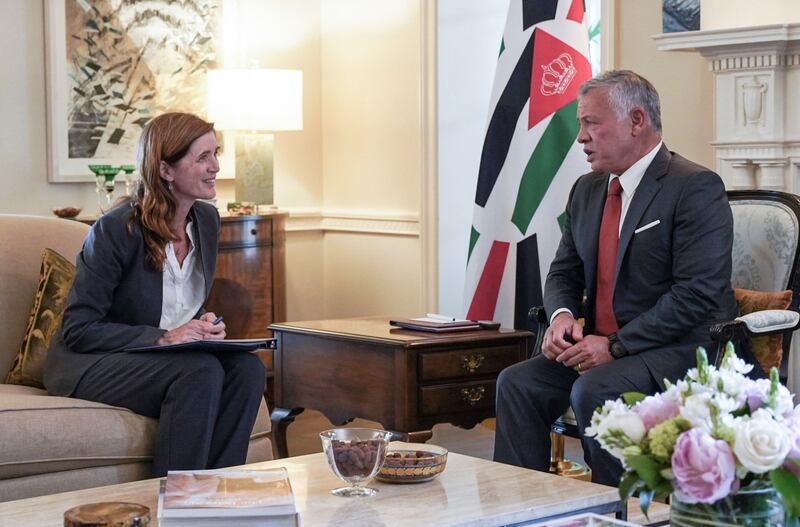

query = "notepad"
[{"left": 125, "top": 338, "right": 276, "bottom": 353}]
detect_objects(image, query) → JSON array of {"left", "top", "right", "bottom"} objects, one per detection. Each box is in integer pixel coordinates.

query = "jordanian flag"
[{"left": 464, "top": 0, "right": 592, "bottom": 330}]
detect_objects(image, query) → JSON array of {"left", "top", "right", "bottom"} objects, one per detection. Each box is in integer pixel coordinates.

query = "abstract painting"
[
  {"left": 662, "top": 0, "right": 700, "bottom": 33},
  {"left": 46, "top": 0, "right": 222, "bottom": 181}
]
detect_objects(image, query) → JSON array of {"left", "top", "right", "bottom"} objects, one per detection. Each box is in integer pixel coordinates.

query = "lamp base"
[{"left": 234, "top": 133, "right": 274, "bottom": 205}]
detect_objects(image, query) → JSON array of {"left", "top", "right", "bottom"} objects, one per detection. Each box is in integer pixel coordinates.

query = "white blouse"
[{"left": 159, "top": 221, "right": 205, "bottom": 331}]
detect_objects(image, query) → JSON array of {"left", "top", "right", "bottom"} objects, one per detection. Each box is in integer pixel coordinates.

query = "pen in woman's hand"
[{"left": 212, "top": 316, "right": 224, "bottom": 325}]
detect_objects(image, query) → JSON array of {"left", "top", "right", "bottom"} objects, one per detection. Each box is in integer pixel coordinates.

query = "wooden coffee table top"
[{"left": 0, "top": 450, "right": 620, "bottom": 526}]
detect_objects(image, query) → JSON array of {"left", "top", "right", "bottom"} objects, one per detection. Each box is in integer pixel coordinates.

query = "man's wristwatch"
[{"left": 608, "top": 332, "right": 628, "bottom": 359}]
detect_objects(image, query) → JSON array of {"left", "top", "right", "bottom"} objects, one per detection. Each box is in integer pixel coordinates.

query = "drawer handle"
[
  {"left": 250, "top": 228, "right": 258, "bottom": 235},
  {"left": 460, "top": 386, "right": 485, "bottom": 406},
  {"left": 460, "top": 353, "right": 485, "bottom": 373}
]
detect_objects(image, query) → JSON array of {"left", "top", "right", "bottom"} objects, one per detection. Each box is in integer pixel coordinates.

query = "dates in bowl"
[{"left": 377, "top": 442, "right": 448, "bottom": 483}]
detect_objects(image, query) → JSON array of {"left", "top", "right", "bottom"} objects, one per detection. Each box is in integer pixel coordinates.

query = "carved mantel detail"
[{"left": 654, "top": 23, "right": 800, "bottom": 193}]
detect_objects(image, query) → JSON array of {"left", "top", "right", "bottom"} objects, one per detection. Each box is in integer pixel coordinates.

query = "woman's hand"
[
  {"left": 156, "top": 313, "right": 226, "bottom": 345},
  {"left": 198, "top": 312, "right": 226, "bottom": 340}
]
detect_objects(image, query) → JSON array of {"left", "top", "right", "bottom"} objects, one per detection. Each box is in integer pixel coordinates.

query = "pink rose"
[
  {"left": 671, "top": 428, "right": 737, "bottom": 504},
  {"left": 634, "top": 393, "right": 679, "bottom": 431}
]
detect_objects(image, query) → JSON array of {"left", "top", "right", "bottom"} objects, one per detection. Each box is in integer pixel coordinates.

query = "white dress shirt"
[
  {"left": 159, "top": 221, "right": 206, "bottom": 331},
  {"left": 550, "top": 142, "right": 663, "bottom": 323}
]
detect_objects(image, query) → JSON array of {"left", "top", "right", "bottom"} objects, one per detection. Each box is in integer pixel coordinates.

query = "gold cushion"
[
  {"left": 734, "top": 287, "right": 792, "bottom": 374},
  {"left": 5, "top": 249, "right": 75, "bottom": 388}
]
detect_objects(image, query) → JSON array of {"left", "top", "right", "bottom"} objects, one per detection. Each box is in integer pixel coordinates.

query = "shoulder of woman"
[
  {"left": 192, "top": 201, "right": 221, "bottom": 225},
  {"left": 91, "top": 202, "right": 140, "bottom": 244}
]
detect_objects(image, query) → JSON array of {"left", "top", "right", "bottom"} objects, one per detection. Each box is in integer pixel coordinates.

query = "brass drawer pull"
[
  {"left": 460, "top": 386, "right": 485, "bottom": 406},
  {"left": 460, "top": 353, "right": 485, "bottom": 373}
]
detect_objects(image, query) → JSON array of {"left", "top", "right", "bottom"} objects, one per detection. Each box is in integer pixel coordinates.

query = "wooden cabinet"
[{"left": 206, "top": 213, "right": 287, "bottom": 403}]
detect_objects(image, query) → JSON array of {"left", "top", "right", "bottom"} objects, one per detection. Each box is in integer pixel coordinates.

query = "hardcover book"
[{"left": 157, "top": 468, "right": 297, "bottom": 526}]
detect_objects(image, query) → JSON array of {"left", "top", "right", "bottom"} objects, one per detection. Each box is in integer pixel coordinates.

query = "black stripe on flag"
[
  {"left": 522, "top": 0, "right": 559, "bottom": 30},
  {"left": 474, "top": 32, "right": 535, "bottom": 207},
  {"left": 515, "top": 233, "right": 543, "bottom": 335}
]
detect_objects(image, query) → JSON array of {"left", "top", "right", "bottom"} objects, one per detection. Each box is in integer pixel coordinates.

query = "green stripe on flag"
[
  {"left": 467, "top": 226, "right": 480, "bottom": 262},
  {"left": 510, "top": 100, "right": 580, "bottom": 234},
  {"left": 557, "top": 211, "right": 567, "bottom": 233}
]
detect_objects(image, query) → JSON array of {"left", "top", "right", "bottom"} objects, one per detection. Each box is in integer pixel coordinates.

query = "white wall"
[
  {"left": 701, "top": 0, "right": 800, "bottom": 30},
  {"left": 436, "top": 0, "right": 508, "bottom": 317},
  {"left": 319, "top": 0, "right": 423, "bottom": 317}
]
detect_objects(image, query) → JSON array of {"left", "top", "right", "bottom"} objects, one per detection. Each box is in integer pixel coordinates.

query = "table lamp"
[{"left": 207, "top": 69, "right": 303, "bottom": 205}]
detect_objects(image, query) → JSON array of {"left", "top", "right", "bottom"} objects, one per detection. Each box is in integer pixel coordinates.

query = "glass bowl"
[
  {"left": 377, "top": 442, "right": 448, "bottom": 483},
  {"left": 320, "top": 428, "right": 391, "bottom": 497}
]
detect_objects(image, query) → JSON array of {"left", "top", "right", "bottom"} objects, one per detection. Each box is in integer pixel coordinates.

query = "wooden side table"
[{"left": 269, "top": 317, "right": 533, "bottom": 458}]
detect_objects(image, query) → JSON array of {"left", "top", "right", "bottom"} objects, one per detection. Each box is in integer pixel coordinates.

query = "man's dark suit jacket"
[
  {"left": 43, "top": 201, "right": 220, "bottom": 397},
  {"left": 543, "top": 145, "right": 738, "bottom": 385}
]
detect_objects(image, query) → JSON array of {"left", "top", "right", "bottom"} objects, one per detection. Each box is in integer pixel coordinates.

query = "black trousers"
[
  {"left": 493, "top": 353, "right": 660, "bottom": 486},
  {"left": 74, "top": 350, "right": 265, "bottom": 477}
]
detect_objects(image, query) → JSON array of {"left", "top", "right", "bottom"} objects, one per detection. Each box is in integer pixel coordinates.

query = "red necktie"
[{"left": 595, "top": 177, "right": 622, "bottom": 336}]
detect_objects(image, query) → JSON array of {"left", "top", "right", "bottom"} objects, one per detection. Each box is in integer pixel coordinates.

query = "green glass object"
[{"left": 120, "top": 165, "right": 136, "bottom": 196}]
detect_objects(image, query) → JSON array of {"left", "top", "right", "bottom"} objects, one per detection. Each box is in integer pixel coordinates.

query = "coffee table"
[{"left": 0, "top": 451, "right": 624, "bottom": 526}]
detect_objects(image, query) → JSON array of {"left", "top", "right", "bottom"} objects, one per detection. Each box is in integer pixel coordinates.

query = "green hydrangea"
[{"left": 647, "top": 416, "right": 690, "bottom": 463}]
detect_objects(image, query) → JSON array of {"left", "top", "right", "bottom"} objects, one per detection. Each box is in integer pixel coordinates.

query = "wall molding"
[{"left": 285, "top": 208, "right": 420, "bottom": 236}]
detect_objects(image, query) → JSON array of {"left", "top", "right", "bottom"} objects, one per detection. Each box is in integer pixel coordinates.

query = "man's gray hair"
[{"left": 579, "top": 70, "right": 662, "bottom": 133}]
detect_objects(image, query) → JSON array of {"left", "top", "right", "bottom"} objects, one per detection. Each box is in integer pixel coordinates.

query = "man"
[{"left": 493, "top": 70, "right": 738, "bottom": 486}]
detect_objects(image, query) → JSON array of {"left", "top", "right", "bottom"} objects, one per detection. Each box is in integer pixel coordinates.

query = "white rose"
[
  {"left": 596, "top": 410, "right": 646, "bottom": 460},
  {"left": 733, "top": 409, "right": 792, "bottom": 473}
]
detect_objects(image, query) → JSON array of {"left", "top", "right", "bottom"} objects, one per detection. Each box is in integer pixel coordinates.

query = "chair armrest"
[
  {"left": 711, "top": 309, "right": 800, "bottom": 343},
  {"left": 738, "top": 309, "right": 800, "bottom": 335},
  {"left": 528, "top": 306, "right": 549, "bottom": 359}
]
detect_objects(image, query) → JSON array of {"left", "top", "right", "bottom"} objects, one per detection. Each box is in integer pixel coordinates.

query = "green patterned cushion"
[{"left": 5, "top": 249, "right": 75, "bottom": 388}]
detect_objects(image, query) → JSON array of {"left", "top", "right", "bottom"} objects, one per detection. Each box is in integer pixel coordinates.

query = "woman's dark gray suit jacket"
[{"left": 43, "top": 201, "right": 220, "bottom": 397}]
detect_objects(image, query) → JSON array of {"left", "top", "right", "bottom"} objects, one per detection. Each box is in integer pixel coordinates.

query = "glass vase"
[{"left": 670, "top": 486, "right": 785, "bottom": 526}]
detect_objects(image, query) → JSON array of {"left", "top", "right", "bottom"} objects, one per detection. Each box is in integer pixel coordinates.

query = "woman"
[{"left": 44, "top": 112, "right": 265, "bottom": 476}]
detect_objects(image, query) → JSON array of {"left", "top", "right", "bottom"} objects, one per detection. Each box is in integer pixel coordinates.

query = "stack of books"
[{"left": 157, "top": 467, "right": 297, "bottom": 526}]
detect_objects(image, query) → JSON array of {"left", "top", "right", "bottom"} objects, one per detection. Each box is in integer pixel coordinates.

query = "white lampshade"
[{"left": 207, "top": 69, "right": 303, "bottom": 132}]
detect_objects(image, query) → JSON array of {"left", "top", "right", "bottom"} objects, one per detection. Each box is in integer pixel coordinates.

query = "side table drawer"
[
  {"left": 219, "top": 217, "right": 273, "bottom": 248},
  {"left": 419, "top": 381, "right": 496, "bottom": 415},
  {"left": 418, "top": 345, "right": 519, "bottom": 382}
]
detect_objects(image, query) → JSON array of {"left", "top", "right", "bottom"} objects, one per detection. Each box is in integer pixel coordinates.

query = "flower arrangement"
[{"left": 586, "top": 344, "right": 800, "bottom": 521}]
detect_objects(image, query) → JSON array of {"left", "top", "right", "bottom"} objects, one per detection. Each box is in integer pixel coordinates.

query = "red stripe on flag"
[
  {"left": 567, "top": 0, "right": 585, "bottom": 23},
  {"left": 466, "top": 241, "right": 510, "bottom": 321}
]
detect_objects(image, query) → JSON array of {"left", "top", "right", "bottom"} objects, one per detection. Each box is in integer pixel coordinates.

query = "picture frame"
[{"left": 44, "top": 0, "right": 223, "bottom": 182}]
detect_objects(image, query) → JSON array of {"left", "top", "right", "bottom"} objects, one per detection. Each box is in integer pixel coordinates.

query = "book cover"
[{"left": 159, "top": 468, "right": 296, "bottom": 519}]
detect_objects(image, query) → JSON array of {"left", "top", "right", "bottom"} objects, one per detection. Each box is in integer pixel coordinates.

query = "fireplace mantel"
[{"left": 653, "top": 24, "right": 800, "bottom": 191}]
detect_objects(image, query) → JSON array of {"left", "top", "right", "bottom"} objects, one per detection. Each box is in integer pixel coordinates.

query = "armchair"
[{"left": 530, "top": 189, "right": 800, "bottom": 479}]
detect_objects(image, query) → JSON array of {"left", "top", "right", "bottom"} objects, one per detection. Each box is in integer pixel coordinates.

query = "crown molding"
[
  {"left": 284, "top": 207, "right": 420, "bottom": 236},
  {"left": 653, "top": 23, "right": 800, "bottom": 55}
]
